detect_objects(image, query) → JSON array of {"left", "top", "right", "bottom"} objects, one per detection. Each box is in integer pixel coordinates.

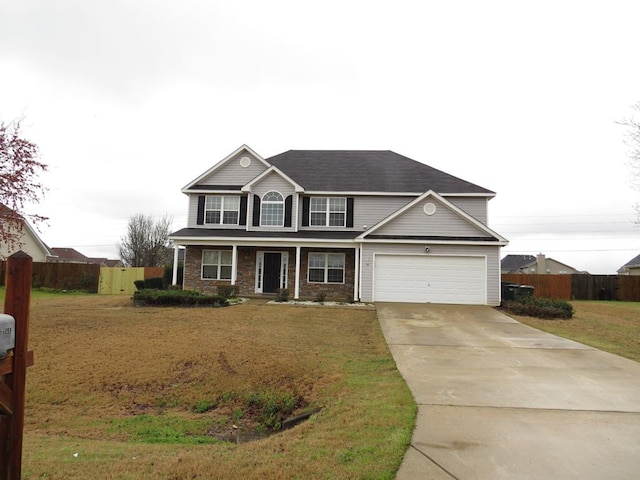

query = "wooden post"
[{"left": 1, "top": 251, "right": 33, "bottom": 480}]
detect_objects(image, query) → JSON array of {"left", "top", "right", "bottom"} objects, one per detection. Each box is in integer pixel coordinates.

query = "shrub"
[
  {"left": 217, "top": 285, "right": 239, "bottom": 299},
  {"left": 77, "top": 272, "right": 97, "bottom": 292},
  {"left": 275, "top": 288, "right": 289, "bottom": 302},
  {"left": 315, "top": 291, "right": 327, "bottom": 303},
  {"left": 133, "top": 289, "right": 229, "bottom": 307},
  {"left": 144, "top": 277, "right": 164, "bottom": 290},
  {"left": 502, "top": 296, "right": 573, "bottom": 319},
  {"left": 134, "top": 280, "right": 146, "bottom": 290}
]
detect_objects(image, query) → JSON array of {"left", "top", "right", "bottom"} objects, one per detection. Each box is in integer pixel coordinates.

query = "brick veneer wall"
[{"left": 184, "top": 245, "right": 355, "bottom": 301}]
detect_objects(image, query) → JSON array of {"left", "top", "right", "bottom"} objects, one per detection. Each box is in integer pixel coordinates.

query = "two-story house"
[{"left": 168, "top": 145, "right": 508, "bottom": 305}]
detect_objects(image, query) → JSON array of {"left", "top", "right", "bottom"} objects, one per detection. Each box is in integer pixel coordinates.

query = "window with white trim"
[
  {"left": 261, "top": 191, "right": 284, "bottom": 226},
  {"left": 309, "top": 197, "right": 346, "bottom": 227},
  {"left": 205, "top": 196, "right": 240, "bottom": 225},
  {"left": 308, "top": 252, "right": 345, "bottom": 283},
  {"left": 202, "top": 250, "right": 232, "bottom": 280}
]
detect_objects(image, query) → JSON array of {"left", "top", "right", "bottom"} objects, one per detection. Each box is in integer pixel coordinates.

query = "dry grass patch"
[
  {"left": 508, "top": 301, "right": 640, "bottom": 362},
  {"left": 20, "top": 294, "right": 415, "bottom": 479}
]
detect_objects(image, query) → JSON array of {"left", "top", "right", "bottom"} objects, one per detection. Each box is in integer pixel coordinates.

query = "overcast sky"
[{"left": 1, "top": 0, "right": 639, "bottom": 273}]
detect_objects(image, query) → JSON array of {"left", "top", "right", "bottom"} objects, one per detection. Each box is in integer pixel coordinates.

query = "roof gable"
[
  {"left": 267, "top": 150, "right": 495, "bottom": 195},
  {"left": 359, "top": 190, "right": 507, "bottom": 242},
  {"left": 621, "top": 252, "right": 640, "bottom": 269},
  {"left": 0, "top": 203, "right": 53, "bottom": 260},
  {"left": 182, "top": 145, "right": 269, "bottom": 192},
  {"left": 241, "top": 165, "right": 304, "bottom": 193}
]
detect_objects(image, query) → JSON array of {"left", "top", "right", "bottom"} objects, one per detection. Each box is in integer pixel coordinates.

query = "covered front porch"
[{"left": 172, "top": 242, "right": 360, "bottom": 302}]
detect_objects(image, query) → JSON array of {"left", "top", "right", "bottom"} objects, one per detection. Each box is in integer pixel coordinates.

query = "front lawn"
[
  {"left": 510, "top": 301, "right": 640, "bottom": 362},
  {"left": 20, "top": 295, "right": 415, "bottom": 479}
]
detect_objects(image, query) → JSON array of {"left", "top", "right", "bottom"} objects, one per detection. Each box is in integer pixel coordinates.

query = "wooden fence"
[
  {"left": 1, "top": 262, "right": 167, "bottom": 294},
  {"left": 502, "top": 274, "right": 640, "bottom": 301}
]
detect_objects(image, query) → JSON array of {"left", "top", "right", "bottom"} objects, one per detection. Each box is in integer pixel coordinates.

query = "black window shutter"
[
  {"left": 239, "top": 196, "right": 248, "bottom": 225},
  {"left": 197, "top": 196, "right": 205, "bottom": 225},
  {"left": 284, "top": 195, "right": 293, "bottom": 227},
  {"left": 252, "top": 195, "right": 261, "bottom": 226},
  {"left": 302, "top": 197, "right": 310, "bottom": 227},
  {"left": 346, "top": 197, "right": 354, "bottom": 228}
]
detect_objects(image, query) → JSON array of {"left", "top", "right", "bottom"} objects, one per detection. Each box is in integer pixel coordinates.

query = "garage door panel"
[{"left": 374, "top": 254, "right": 486, "bottom": 304}]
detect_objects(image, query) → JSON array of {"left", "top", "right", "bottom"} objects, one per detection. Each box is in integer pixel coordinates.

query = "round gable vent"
[
  {"left": 240, "top": 156, "right": 251, "bottom": 168},
  {"left": 423, "top": 202, "right": 436, "bottom": 216}
]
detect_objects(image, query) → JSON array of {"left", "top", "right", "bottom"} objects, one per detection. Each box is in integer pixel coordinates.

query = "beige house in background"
[
  {"left": 0, "top": 203, "right": 54, "bottom": 262},
  {"left": 617, "top": 253, "right": 640, "bottom": 276},
  {"left": 501, "top": 253, "right": 583, "bottom": 275}
]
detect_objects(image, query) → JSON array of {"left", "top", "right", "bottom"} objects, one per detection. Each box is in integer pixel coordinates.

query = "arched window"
[{"left": 261, "top": 191, "right": 284, "bottom": 226}]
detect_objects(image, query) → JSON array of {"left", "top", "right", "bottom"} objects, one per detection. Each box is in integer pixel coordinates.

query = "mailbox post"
[{"left": 1, "top": 251, "right": 33, "bottom": 480}]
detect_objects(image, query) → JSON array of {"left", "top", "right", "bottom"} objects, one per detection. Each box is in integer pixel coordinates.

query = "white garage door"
[{"left": 374, "top": 254, "right": 486, "bottom": 304}]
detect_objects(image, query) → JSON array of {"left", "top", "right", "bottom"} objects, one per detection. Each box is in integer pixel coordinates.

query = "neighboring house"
[
  {"left": 169, "top": 145, "right": 508, "bottom": 305},
  {"left": 617, "top": 253, "right": 640, "bottom": 275},
  {"left": 49, "top": 247, "right": 124, "bottom": 267},
  {"left": 89, "top": 257, "right": 125, "bottom": 267},
  {"left": 50, "top": 247, "right": 91, "bottom": 263},
  {"left": 501, "top": 253, "right": 583, "bottom": 275},
  {"left": 0, "top": 203, "right": 54, "bottom": 262}
]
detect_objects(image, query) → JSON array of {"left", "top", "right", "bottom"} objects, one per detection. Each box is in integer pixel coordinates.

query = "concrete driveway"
[{"left": 377, "top": 303, "right": 640, "bottom": 479}]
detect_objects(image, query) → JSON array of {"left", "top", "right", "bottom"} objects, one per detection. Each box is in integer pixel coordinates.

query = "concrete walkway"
[{"left": 377, "top": 303, "right": 640, "bottom": 479}]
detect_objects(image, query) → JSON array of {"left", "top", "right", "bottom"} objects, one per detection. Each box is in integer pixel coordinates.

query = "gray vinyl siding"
[
  {"left": 187, "top": 193, "right": 246, "bottom": 229},
  {"left": 199, "top": 151, "right": 267, "bottom": 186},
  {"left": 299, "top": 195, "right": 413, "bottom": 231},
  {"left": 247, "top": 172, "right": 297, "bottom": 232},
  {"left": 360, "top": 243, "right": 501, "bottom": 305},
  {"left": 374, "top": 197, "right": 488, "bottom": 237},
  {"left": 446, "top": 196, "right": 488, "bottom": 223}
]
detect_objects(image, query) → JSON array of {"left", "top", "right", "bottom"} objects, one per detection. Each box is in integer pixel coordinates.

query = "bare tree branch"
[
  {"left": 0, "top": 118, "right": 48, "bottom": 251},
  {"left": 617, "top": 102, "right": 640, "bottom": 192},
  {"left": 117, "top": 214, "right": 173, "bottom": 267}
]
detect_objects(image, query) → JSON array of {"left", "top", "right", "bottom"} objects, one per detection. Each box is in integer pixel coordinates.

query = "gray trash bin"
[{"left": 516, "top": 285, "right": 534, "bottom": 300}]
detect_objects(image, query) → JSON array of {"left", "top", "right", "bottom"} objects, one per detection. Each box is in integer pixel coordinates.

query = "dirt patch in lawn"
[{"left": 21, "top": 294, "right": 415, "bottom": 479}]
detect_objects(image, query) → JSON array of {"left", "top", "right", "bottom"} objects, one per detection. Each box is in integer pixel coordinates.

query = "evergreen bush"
[
  {"left": 502, "top": 296, "right": 573, "bottom": 319},
  {"left": 275, "top": 288, "right": 289, "bottom": 302},
  {"left": 133, "top": 289, "right": 228, "bottom": 307},
  {"left": 217, "top": 285, "right": 239, "bottom": 299},
  {"left": 144, "top": 277, "right": 164, "bottom": 290}
]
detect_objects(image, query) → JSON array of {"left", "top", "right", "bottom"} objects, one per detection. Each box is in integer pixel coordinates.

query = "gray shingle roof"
[
  {"left": 501, "top": 254, "right": 537, "bottom": 271},
  {"left": 266, "top": 150, "right": 494, "bottom": 194},
  {"left": 620, "top": 253, "right": 640, "bottom": 269}
]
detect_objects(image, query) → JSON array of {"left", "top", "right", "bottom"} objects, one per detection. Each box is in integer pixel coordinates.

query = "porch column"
[
  {"left": 354, "top": 245, "right": 360, "bottom": 302},
  {"left": 172, "top": 245, "right": 180, "bottom": 285},
  {"left": 231, "top": 245, "right": 238, "bottom": 286},
  {"left": 294, "top": 245, "right": 301, "bottom": 299}
]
